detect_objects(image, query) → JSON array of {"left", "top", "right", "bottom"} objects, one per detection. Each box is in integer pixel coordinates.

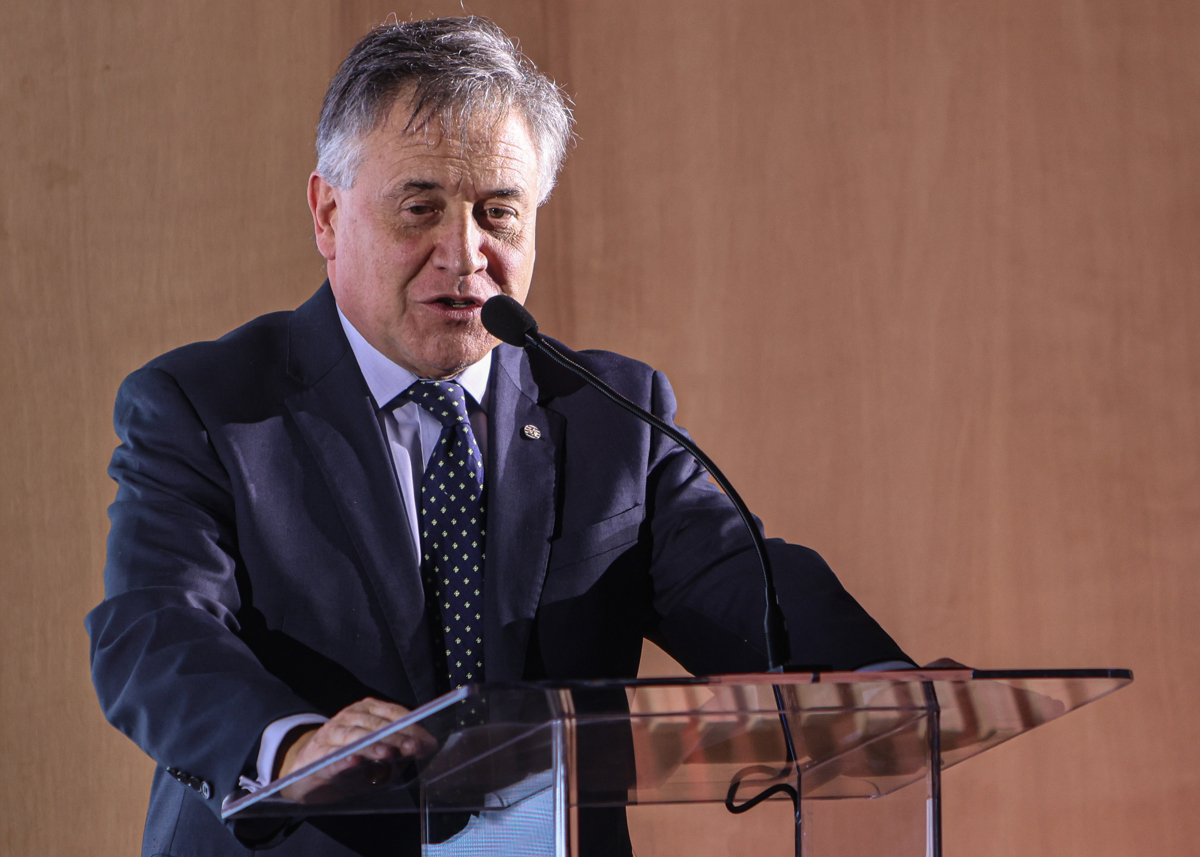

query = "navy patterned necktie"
[{"left": 403, "top": 380, "right": 486, "bottom": 689}]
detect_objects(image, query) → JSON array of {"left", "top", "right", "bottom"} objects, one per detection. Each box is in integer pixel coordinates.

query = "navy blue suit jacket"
[{"left": 87, "top": 283, "right": 908, "bottom": 856}]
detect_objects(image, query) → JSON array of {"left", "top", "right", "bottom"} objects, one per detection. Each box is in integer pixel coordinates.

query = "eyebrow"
[
  {"left": 384, "top": 181, "right": 528, "bottom": 202},
  {"left": 386, "top": 180, "right": 440, "bottom": 198}
]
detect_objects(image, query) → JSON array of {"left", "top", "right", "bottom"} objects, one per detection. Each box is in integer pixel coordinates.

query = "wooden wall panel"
[
  {"left": 3, "top": 1, "right": 1196, "bottom": 855},
  {"left": 0, "top": 2, "right": 551, "bottom": 854},
  {"left": 0, "top": 3, "right": 346, "bottom": 854}
]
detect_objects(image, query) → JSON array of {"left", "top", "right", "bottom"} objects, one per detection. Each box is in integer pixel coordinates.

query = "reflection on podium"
[{"left": 223, "top": 668, "right": 1131, "bottom": 856}]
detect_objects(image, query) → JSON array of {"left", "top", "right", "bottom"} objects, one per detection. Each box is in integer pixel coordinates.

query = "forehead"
[{"left": 356, "top": 100, "right": 540, "bottom": 197}]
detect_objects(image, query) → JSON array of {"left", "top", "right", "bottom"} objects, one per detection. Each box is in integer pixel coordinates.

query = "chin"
[{"left": 420, "top": 338, "right": 495, "bottom": 377}]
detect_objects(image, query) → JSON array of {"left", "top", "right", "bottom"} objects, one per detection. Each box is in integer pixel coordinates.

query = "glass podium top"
[{"left": 223, "top": 668, "right": 1131, "bottom": 820}]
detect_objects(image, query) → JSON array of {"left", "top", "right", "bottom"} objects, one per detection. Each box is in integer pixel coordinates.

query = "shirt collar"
[{"left": 336, "top": 306, "right": 492, "bottom": 411}]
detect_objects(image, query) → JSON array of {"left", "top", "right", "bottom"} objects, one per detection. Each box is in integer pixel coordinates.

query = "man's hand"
[{"left": 277, "top": 697, "right": 438, "bottom": 803}]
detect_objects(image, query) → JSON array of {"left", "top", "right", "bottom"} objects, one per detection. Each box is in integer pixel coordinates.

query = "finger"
[
  {"left": 391, "top": 724, "right": 439, "bottom": 757},
  {"left": 303, "top": 699, "right": 437, "bottom": 763},
  {"left": 359, "top": 698, "right": 415, "bottom": 721},
  {"left": 334, "top": 706, "right": 436, "bottom": 756},
  {"left": 315, "top": 720, "right": 373, "bottom": 749},
  {"left": 331, "top": 731, "right": 431, "bottom": 765},
  {"left": 321, "top": 710, "right": 400, "bottom": 742},
  {"left": 309, "top": 722, "right": 421, "bottom": 763},
  {"left": 291, "top": 751, "right": 363, "bottom": 785},
  {"left": 327, "top": 699, "right": 413, "bottom": 734}
]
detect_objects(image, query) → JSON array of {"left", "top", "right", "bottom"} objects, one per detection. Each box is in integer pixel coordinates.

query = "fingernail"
[{"left": 402, "top": 740, "right": 417, "bottom": 754}]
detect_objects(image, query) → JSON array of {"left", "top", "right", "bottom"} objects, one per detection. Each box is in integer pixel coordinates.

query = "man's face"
[{"left": 309, "top": 100, "right": 541, "bottom": 379}]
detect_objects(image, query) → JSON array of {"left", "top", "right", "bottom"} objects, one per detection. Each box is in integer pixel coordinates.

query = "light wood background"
[{"left": 3, "top": 2, "right": 1196, "bottom": 855}]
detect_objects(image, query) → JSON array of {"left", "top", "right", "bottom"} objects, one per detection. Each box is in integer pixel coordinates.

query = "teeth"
[{"left": 442, "top": 299, "right": 473, "bottom": 308}]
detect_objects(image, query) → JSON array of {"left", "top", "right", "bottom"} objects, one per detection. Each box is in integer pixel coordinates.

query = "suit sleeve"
[
  {"left": 86, "top": 366, "right": 319, "bottom": 817},
  {"left": 640, "top": 370, "right": 912, "bottom": 673}
]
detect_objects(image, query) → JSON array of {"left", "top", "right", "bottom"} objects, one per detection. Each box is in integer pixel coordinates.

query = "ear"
[{"left": 308, "top": 172, "right": 338, "bottom": 261}]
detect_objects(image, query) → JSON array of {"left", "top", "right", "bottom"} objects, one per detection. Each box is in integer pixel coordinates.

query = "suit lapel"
[
  {"left": 281, "top": 287, "right": 563, "bottom": 691},
  {"left": 483, "top": 344, "right": 563, "bottom": 682},
  {"left": 284, "top": 285, "right": 437, "bottom": 704}
]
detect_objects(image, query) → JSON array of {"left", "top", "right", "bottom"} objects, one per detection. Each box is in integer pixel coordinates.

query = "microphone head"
[{"left": 482, "top": 294, "right": 539, "bottom": 347}]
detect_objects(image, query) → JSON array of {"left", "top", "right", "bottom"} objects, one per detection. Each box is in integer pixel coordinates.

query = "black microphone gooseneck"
[
  {"left": 481, "top": 294, "right": 792, "bottom": 671},
  {"left": 481, "top": 295, "right": 803, "bottom": 836}
]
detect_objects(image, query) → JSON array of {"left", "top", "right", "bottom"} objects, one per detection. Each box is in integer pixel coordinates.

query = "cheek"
[
  {"left": 365, "top": 244, "right": 425, "bottom": 301},
  {"left": 492, "top": 243, "right": 536, "bottom": 292}
]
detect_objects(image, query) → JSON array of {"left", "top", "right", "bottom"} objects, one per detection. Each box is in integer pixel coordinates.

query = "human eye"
[
  {"left": 403, "top": 201, "right": 438, "bottom": 217},
  {"left": 479, "top": 204, "right": 519, "bottom": 230}
]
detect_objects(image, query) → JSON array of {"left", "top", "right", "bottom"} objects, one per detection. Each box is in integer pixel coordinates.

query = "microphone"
[
  {"left": 481, "top": 294, "right": 792, "bottom": 671},
  {"left": 480, "top": 295, "right": 539, "bottom": 348}
]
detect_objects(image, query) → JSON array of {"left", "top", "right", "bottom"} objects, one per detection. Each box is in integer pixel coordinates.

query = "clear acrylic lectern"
[{"left": 223, "top": 668, "right": 1131, "bottom": 856}]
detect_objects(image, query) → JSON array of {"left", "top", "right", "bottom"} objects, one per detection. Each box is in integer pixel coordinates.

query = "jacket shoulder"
[
  {"left": 115, "top": 306, "right": 305, "bottom": 432},
  {"left": 144, "top": 309, "right": 293, "bottom": 382},
  {"left": 573, "top": 345, "right": 657, "bottom": 381}
]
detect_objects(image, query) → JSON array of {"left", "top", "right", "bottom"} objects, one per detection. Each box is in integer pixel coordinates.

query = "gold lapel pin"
[{"left": 522, "top": 424, "right": 542, "bottom": 440}]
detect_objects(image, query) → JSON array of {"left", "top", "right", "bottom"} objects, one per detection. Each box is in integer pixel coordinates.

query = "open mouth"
[{"left": 434, "top": 297, "right": 481, "bottom": 310}]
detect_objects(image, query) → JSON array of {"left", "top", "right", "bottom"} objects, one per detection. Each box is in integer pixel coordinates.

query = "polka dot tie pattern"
[{"left": 403, "top": 380, "right": 485, "bottom": 689}]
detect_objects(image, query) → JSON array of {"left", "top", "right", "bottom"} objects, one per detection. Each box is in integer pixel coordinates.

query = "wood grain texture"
[
  {"left": 0, "top": 3, "right": 346, "bottom": 853},
  {"left": 3, "top": 1, "right": 1196, "bottom": 854}
]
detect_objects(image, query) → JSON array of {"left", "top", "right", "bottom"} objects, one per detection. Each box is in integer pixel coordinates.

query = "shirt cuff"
[{"left": 237, "top": 713, "right": 329, "bottom": 793}]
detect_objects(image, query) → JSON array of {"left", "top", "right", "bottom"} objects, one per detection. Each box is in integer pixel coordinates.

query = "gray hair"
[{"left": 316, "top": 17, "right": 574, "bottom": 204}]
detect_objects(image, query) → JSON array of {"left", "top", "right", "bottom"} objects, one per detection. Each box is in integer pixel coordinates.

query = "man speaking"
[{"left": 87, "top": 17, "right": 909, "bottom": 857}]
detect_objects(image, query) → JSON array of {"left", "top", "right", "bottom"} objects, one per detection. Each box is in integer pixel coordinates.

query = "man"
[{"left": 87, "top": 17, "right": 909, "bottom": 857}]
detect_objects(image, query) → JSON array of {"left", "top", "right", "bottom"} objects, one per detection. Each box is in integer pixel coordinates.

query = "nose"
[{"left": 432, "top": 208, "right": 487, "bottom": 278}]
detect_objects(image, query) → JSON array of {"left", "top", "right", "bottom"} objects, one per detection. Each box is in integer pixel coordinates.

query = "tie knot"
[{"left": 403, "top": 380, "right": 471, "bottom": 429}]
